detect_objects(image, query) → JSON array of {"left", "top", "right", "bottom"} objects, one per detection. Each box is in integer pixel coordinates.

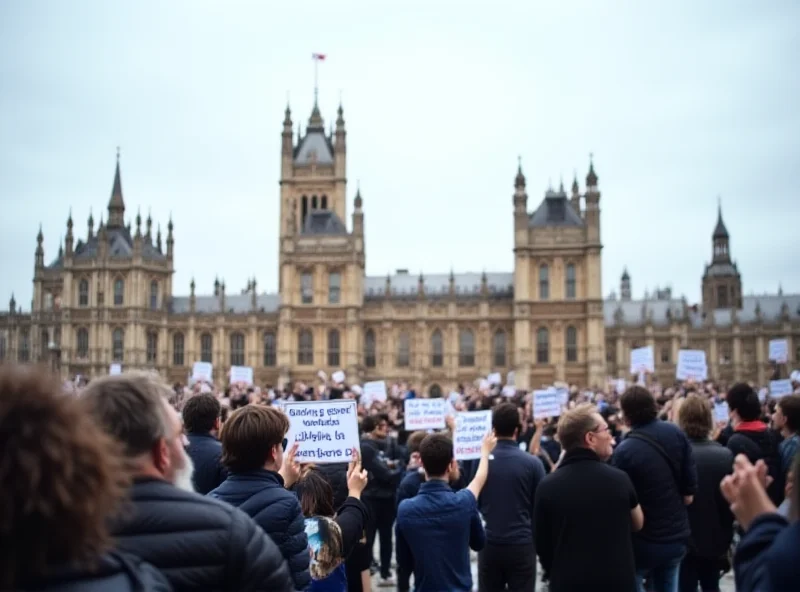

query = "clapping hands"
[{"left": 720, "top": 454, "right": 776, "bottom": 531}]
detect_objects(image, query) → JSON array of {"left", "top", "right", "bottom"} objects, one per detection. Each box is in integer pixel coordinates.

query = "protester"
[
  {"left": 0, "top": 366, "right": 170, "bottom": 592},
  {"left": 772, "top": 394, "right": 800, "bottom": 477},
  {"left": 478, "top": 402, "right": 545, "bottom": 592},
  {"left": 183, "top": 393, "right": 227, "bottom": 494},
  {"left": 80, "top": 373, "right": 294, "bottom": 591},
  {"left": 612, "top": 386, "right": 697, "bottom": 592},
  {"left": 396, "top": 432, "right": 496, "bottom": 592},
  {"left": 394, "top": 430, "right": 429, "bottom": 592},
  {"left": 676, "top": 394, "right": 734, "bottom": 592},
  {"left": 210, "top": 405, "right": 311, "bottom": 591},
  {"left": 534, "top": 403, "right": 643, "bottom": 592}
]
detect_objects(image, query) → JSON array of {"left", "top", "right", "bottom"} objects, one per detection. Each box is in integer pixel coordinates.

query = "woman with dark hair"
[
  {"left": 0, "top": 365, "right": 170, "bottom": 591},
  {"left": 295, "top": 450, "right": 369, "bottom": 592}
]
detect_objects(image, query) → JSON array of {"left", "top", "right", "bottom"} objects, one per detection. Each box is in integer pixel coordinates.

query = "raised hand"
[
  {"left": 346, "top": 447, "right": 368, "bottom": 497},
  {"left": 481, "top": 433, "right": 497, "bottom": 458},
  {"left": 720, "top": 454, "right": 776, "bottom": 531},
  {"left": 279, "top": 442, "right": 301, "bottom": 489}
]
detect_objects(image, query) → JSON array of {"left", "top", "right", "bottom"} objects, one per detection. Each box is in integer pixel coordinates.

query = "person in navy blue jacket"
[
  {"left": 183, "top": 393, "right": 227, "bottom": 494},
  {"left": 210, "top": 405, "right": 311, "bottom": 591}
]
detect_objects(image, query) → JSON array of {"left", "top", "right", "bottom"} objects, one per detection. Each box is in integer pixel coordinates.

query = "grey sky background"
[{"left": 1, "top": 0, "right": 798, "bottom": 310}]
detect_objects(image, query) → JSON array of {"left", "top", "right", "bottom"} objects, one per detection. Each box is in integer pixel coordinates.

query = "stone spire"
[{"left": 107, "top": 147, "right": 125, "bottom": 228}]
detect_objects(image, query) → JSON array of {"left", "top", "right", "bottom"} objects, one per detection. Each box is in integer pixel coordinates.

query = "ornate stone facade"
[{"left": 1, "top": 101, "right": 796, "bottom": 391}]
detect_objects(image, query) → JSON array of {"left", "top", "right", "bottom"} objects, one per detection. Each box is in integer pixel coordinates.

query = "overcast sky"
[{"left": 2, "top": 0, "right": 798, "bottom": 310}]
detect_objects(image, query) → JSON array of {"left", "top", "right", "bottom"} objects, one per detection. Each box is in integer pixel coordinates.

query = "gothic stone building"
[{"left": 1, "top": 102, "right": 797, "bottom": 391}]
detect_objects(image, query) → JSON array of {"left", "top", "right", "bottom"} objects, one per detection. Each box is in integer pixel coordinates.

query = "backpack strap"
[{"left": 627, "top": 431, "right": 681, "bottom": 486}]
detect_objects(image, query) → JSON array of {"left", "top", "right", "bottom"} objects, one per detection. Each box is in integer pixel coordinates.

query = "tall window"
[
  {"left": 0, "top": 334, "right": 6, "bottom": 361},
  {"left": 717, "top": 285, "right": 728, "bottom": 308},
  {"left": 565, "top": 326, "right": 578, "bottom": 362},
  {"left": 301, "top": 272, "right": 313, "bottom": 304},
  {"left": 200, "top": 333, "right": 213, "bottom": 363},
  {"left": 18, "top": 330, "right": 30, "bottom": 362},
  {"left": 41, "top": 329, "right": 49, "bottom": 360},
  {"left": 661, "top": 347, "right": 671, "bottom": 364},
  {"left": 459, "top": 329, "right": 475, "bottom": 367},
  {"left": 364, "top": 329, "right": 376, "bottom": 368},
  {"left": 397, "top": 331, "right": 410, "bottom": 367},
  {"left": 328, "top": 272, "right": 341, "bottom": 304},
  {"left": 493, "top": 330, "right": 507, "bottom": 367},
  {"left": 113, "top": 278, "right": 124, "bottom": 306},
  {"left": 565, "top": 264, "right": 576, "bottom": 300},
  {"left": 76, "top": 328, "right": 89, "bottom": 359},
  {"left": 539, "top": 265, "right": 549, "bottom": 300},
  {"left": 149, "top": 280, "right": 159, "bottom": 310},
  {"left": 328, "top": 330, "right": 341, "bottom": 367},
  {"left": 431, "top": 330, "right": 444, "bottom": 367},
  {"left": 263, "top": 332, "right": 276, "bottom": 367},
  {"left": 112, "top": 328, "right": 124, "bottom": 362},
  {"left": 146, "top": 331, "right": 158, "bottom": 364},
  {"left": 78, "top": 279, "right": 89, "bottom": 307},
  {"left": 173, "top": 333, "right": 185, "bottom": 366},
  {"left": 230, "top": 333, "right": 245, "bottom": 366},
  {"left": 298, "top": 329, "right": 313, "bottom": 365},
  {"left": 536, "top": 327, "right": 549, "bottom": 363}
]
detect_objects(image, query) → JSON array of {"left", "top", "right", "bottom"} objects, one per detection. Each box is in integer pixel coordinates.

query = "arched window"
[
  {"left": 18, "top": 330, "right": 30, "bottom": 362},
  {"left": 539, "top": 265, "right": 549, "bottom": 300},
  {"left": 717, "top": 285, "right": 728, "bottom": 308},
  {"left": 536, "top": 327, "right": 549, "bottom": 364},
  {"left": 78, "top": 279, "right": 89, "bottom": 307},
  {"left": 321, "top": 195, "right": 328, "bottom": 209},
  {"left": 298, "top": 329, "right": 313, "bottom": 365},
  {"left": 312, "top": 195, "right": 318, "bottom": 209},
  {"left": 397, "top": 331, "right": 410, "bottom": 367},
  {"left": 263, "top": 332, "right": 276, "bottom": 367},
  {"left": 301, "top": 272, "right": 313, "bottom": 304},
  {"left": 565, "top": 326, "right": 578, "bottom": 363},
  {"left": 76, "top": 328, "right": 89, "bottom": 359},
  {"left": 431, "top": 330, "right": 443, "bottom": 367},
  {"left": 112, "top": 328, "right": 124, "bottom": 362},
  {"left": 113, "top": 278, "right": 124, "bottom": 306},
  {"left": 429, "top": 383, "right": 442, "bottom": 398},
  {"left": 565, "top": 264, "right": 576, "bottom": 300},
  {"left": 328, "top": 272, "right": 341, "bottom": 304},
  {"left": 149, "top": 280, "right": 159, "bottom": 310},
  {"left": 40, "top": 329, "right": 49, "bottom": 360},
  {"left": 459, "top": 329, "right": 475, "bottom": 367},
  {"left": 364, "top": 329, "right": 376, "bottom": 368},
  {"left": 327, "top": 329, "right": 341, "bottom": 367},
  {"left": 493, "top": 330, "right": 507, "bottom": 367},
  {"left": 200, "top": 333, "right": 213, "bottom": 363},
  {"left": 230, "top": 332, "right": 245, "bottom": 366},
  {"left": 172, "top": 333, "right": 185, "bottom": 366},
  {"left": 146, "top": 331, "right": 158, "bottom": 364},
  {"left": 301, "top": 195, "right": 308, "bottom": 228}
]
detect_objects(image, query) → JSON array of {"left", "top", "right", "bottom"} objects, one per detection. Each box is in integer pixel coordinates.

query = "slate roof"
[
  {"left": 294, "top": 130, "right": 334, "bottom": 165},
  {"left": 301, "top": 210, "right": 348, "bottom": 235},
  {"left": 704, "top": 261, "right": 739, "bottom": 277},
  {"left": 529, "top": 191, "right": 584, "bottom": 228},
  {"left": 364, "top": 272, "right": 514, "bottom": 299},
  {"left": 47, "top": 228, "right": 166, "bottom": 268},
  {"left": 169, "top": 293, "right": 280, "bottom": 314}
]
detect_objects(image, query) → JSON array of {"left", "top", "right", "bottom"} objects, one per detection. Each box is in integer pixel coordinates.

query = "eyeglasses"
[{"left": 592, "top": 425, "right": 610, "bottom": 435}]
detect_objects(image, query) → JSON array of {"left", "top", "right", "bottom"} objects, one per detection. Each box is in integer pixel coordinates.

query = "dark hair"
[
  {"left": 406, "top": 431, "right": 428, "bottom": 455},
  {"left": 220, "top": 405, "right": 289, "bottom": 472},
  {"left": 727, "top": 383, "right": 761, "bottom": 421},
  {"left": 182, "top": 394, "right": 221, "bottom": 434},
  {"left": 0, "top": 366, "right": 130, "bottom": 589},
  {"left": 419, "top": 433, "right": 453, "bottom": 477},
  {"left": 677, "top": 394, "right": 713, "bottom": 440},
  {"left": 492, "top": 403, "right": 520, "bottom": 438},
  {"left": 361, "top": 415, "right": 376, "bottom": 434},
  {"left": 620, "top": 386, "right": 659, "bottom": 426},
  {"left": 295, "top": 468, "right": 336, "bottom": 517},
  {"left": 778, "top": 395, "right": 800, "bottom": 433}
]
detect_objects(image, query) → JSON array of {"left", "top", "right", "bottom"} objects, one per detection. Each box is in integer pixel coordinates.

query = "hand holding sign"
[
  {"left": 481, "top": 432, "right": 498, "bottom": 458},
  {"left": 279, "top": 442, "right": 301, "bottom": 489},
  {"left": 346, "top": 448, "right": 368, "bottom": 497}
]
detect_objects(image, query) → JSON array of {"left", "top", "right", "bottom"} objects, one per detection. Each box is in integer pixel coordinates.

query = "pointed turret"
[
  {"left": 620, "top": 268, "right": 631, "bottom": 301},
  {"left": 418, "top": 272, "right": 425, "bottom": 297},
  {"left": 107, "top": 148, "right": 125, "bottom": 228},
  {"left": 713, "top": 199, "right": 729, "bottom": 239},
  {"left": 166, "top": 214, "right": 174, "bottom": 258},
  {"left": 87, "top": 208, "right": 94, "bottom": 239},
  {"left": 145, "top": 210, "right": 152, "bottom": 242},
  {"left": 135, "top": 208, "right": 142, "bottom": 238},
  {"left": 352, "top": 184, "right": 364, "bottom": 236},
  {"left": 586, "top": 155, "right": 598, "bottom": 189},
  {"left": 335, "top": 101, "right": 346, "bottom": 155},
  {"left": 156, "top": 224, "right": 162, "bottom": 252},
  {"left": 251, "top": 277, "right": 258, "bottom": 310},
  {"left": 449, "top": 269, "right": 456, "bottom": 295},
  {"left": 65, "top": 209, "right": 74, "bottom": 256},
  {"left": 9, "top": 293, "right": 16, "bottom": 313},
  {"left": 308, "top": 101, "right": 324, "bottom": 130},
  {"left": 282, "top": 104, "right": 293, "bottom": 156},
  {"left": 711, "top": 198, "right": 731, "bottom": 263},
  {"left": 570, "top": 172, "right": 581, "bottom": 214},
  {"left": 481, "top": 270, "right": 488, "bottom": 296},
  {"left": 35, "top": 224, "right": 44, "bottom": 268}
]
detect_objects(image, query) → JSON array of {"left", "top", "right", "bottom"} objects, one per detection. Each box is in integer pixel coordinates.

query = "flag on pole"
[{"left": 312, "top": 53, "right": 326, "bottom": 61}]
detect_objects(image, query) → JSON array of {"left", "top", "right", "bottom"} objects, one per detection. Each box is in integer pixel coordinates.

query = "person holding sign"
[
  {"left": 396, "top": 432, "right": 497, "bottom": 592},
  {"left": 210, "top": 406, "right": 311, "bottom": 591}
]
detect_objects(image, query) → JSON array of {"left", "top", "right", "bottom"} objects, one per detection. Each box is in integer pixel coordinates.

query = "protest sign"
[
  {"left": 362, "top": 380, "right": 387, "bottom": 404},
  {"left": 533, "top": 389, "right": 562, "bottom": 420},
  {"left": 453, "top": 410, "right": 492, "bottom": 460},
  {"left": 192, "top": 361, "right": 212, "bottom": 382},
  {"left": 332, "top": 370, "right": 346, "bottom": 384},
  {"left": 230, "top": 365, "right": 253, "bottom": 385},
  {"left": 629, "top": 346, "right": 655, "bottom": 374},
  {"left": 284, "top": 400, "right": 359, "bottom": 464},
  {"left": 487, "top": 372, "right": 502, "bottom": 385},
  {"left": 713, "top": 402, "right": 729, "bottom": 423},
  {"left": 109, "top": 363, "right": 122, "bottom": 376},
  {"left": 770, "top": 379, "right": 793, "bottom": 398},
  {"left": 404, "top": 398, "right": 446, "bottom": 430},
  {"left": 769, "top": 339, "right": 788, "bottom": 364},
  {"left": 676, "top": 350, "right": 708, "bottom": 381}
]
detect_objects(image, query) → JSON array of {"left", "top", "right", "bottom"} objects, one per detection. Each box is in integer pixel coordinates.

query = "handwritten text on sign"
[
  {"left": 676, "top": 350, "right": 708, "bottom": 381},
  {"left": 404, "top": 398, "right": 446, "bottom": 430},
  {"left": 769, "top": 339, "right": 788, "bottom": 363},
  {"left": 533, "top": 389, "right": 562, "bottom": 419},
  {"left": 284, "top": 400, "right": 360, "bottom": 463},
  {"left": 453, "top": 410, "right": 492, "bottom": 461},
  {"left": 630, "top": 346, "right": 655, "bottom": 374}
]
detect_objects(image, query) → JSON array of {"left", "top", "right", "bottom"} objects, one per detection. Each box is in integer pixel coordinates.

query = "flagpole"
[{"left": 314, "top": 57, "right": 319, "bottom": 105}]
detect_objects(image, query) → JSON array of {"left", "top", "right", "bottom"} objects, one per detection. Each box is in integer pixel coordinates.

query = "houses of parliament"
[{"left": 1, "top": 98, "right": 798, "bottom": 392}]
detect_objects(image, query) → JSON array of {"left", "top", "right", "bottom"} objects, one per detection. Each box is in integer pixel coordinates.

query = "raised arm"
[{"left": 466, "top": 433, "right": 497, "bottom": 500}]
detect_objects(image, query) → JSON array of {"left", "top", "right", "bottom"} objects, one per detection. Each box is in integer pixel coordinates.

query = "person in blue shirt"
[
  {"left": 396, "top": 431, "right": 496, "bottom": 592},
  {"left": 773, "top": 395, "right": 800, "bottom": 477}
]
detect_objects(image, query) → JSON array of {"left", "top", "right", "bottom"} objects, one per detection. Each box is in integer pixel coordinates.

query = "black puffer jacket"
[
  {"left": 111, "top": 478, "right": 293, "bottom": 592},
  {"left": 21, "top": 551, "right": 170, "bottom": 592}
]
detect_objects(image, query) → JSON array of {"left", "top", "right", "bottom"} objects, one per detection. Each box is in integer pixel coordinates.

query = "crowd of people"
[{"left": 2, "top": 364, "right": 800, "bottom": 592}]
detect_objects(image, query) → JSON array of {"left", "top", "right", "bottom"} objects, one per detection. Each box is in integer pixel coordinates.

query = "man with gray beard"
[{"left": 80, "top": 373, "right": 293, "bottom": 591}]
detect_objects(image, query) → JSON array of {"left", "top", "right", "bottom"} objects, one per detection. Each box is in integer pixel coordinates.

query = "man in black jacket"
[
  {"left": 183, "top": 393, "right": 227, "bottom": 494},
  {"left": 361, "top": 415, "right": 403, "bottom": 586},
  {"left": 80, "top": 373, "right": 294, "bottom": 592}
]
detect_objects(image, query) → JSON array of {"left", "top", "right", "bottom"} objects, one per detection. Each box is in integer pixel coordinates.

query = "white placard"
[
  {"left": 533, "top": 388, "right": 562, "bottom": 420},
  {"left": 192, "top": 361, "right": 213, "bottom": 382},
  {"left": 404, "top": 398, "right": 446, "bottom": 430},
  {"left": 555, "top": 387, "right": 569, "bottom": 407},
  {"left": 453, "top": 410, "right": 492, "bottom": 460},
  {"left": 713, "top": 402, "right": 729, "bottom": 422},
  {"left": 362, "top": 380, "right": 387, "bottom": 403},
  {"left": 506, "top": 371, "right": 515, "bottom": 386},
  {"left": 109, "top": 363, "right": 122, "bottom": 376},
  {"left": 502, "top": 385, "right": 517, "bottom": 397},
  {"left": 676, "top": 350, "right": 708, "bottom": 381},
  {"left": 478, "top": 379, "right": 491, "bottom": 391},
  {"left": 791, "top": 370, "right": 800, "bottom": 382},
  {"left": 615, "top": 379, "right": 626, "bottom": 395},
  {"left": 271, "top": 399, "right": 286, "bottom": 413},
  {"left": 487, "top": 372, "right": 502, "bottom": 385},
  {"left": 332, "top": 370, "right": 346, "bottom": 384},
  {"left": 230, "top": 365, "right": 254, "bottom": 385},
  {"left": 770, "top": 379, "right": 793, "bottom": 398},
  {"left": 284, "top": 399, "right": 359, "bottom": 463},
  {"left": 769, "top": 339, "right": 788, "bottom": 363},
  {"left": 630, "top": 346, "right": 655, "bottom": 374}
]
